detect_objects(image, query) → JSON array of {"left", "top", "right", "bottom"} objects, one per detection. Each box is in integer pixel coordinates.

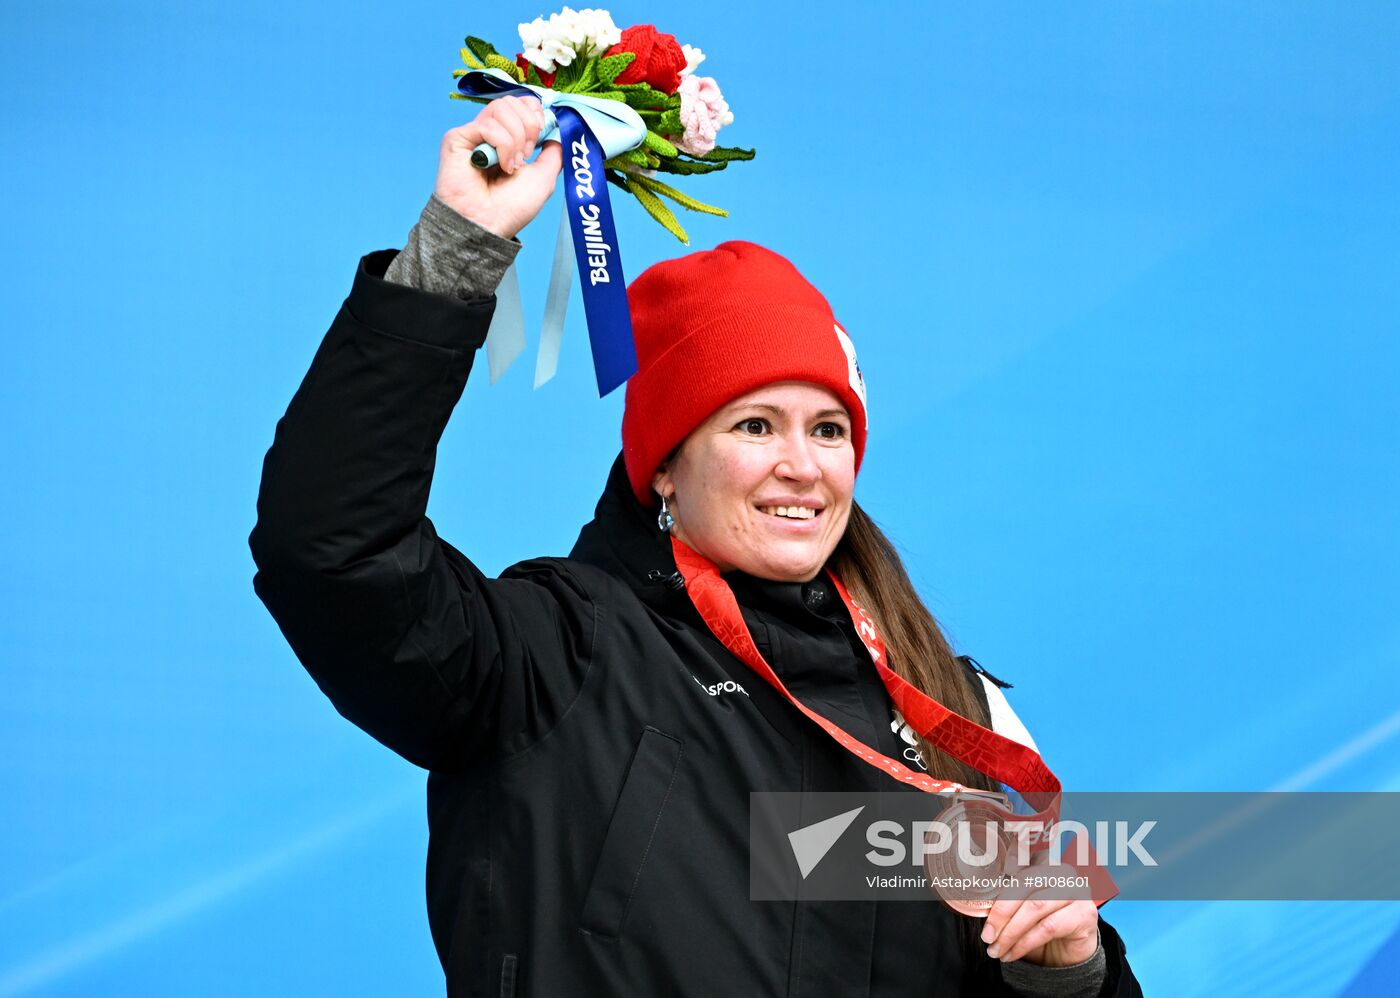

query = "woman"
[{"left": 249, "top": 96, "right": 1141, "bottom": 996}]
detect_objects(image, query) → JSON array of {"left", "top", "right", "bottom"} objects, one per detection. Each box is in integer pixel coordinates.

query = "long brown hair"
[
  {"left": 828, "top": 500, "right": 999, "bottom": 795},
  {"left": 831, "top": 500, "right": 1003, "bottom": 964}
]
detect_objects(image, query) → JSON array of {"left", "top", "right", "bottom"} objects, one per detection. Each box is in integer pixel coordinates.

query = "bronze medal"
[{"left": 923, "top": 791, "right": 1016, "bottom": 917}]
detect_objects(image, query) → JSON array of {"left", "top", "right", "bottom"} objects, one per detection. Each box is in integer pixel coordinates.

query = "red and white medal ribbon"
[{"left": 669, "top": 534, "right": 1119, "bottom": 906}]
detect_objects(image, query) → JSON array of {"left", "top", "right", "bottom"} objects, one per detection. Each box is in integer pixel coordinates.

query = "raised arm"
[{"left": 247, "top": 98, "right": 580, "bottom": 772}]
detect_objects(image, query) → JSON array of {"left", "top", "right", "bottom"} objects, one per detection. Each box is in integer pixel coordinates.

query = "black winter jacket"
[{"left": 249, "top": 250, "right": 1142, "bottom": 997}]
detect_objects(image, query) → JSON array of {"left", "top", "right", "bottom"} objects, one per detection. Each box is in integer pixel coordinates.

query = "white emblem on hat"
[{"left": 833, "top": 322, "right": 868, "bottom": 428}]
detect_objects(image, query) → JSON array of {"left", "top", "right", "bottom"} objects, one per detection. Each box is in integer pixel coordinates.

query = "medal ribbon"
[{"left": 670, "top": 534, "right": 1120, "bottom": 905}]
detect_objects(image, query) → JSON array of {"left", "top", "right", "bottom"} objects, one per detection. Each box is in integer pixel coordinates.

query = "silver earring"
[{"left": 657, "top": 495, "right": 675, "bottom": 533}]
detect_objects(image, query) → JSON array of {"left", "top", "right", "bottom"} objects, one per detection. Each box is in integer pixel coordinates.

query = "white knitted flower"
[
  {"left": 545, "top": 37, "right": 577, "bottom": 67},
  {"left": 553, "top": 7, "right": 585, "bottom": 46},
  {"left": 679, "top": 44, "right": 706, "bottom": 78},
  {"left": 518, "top": 6, "right": 621, "bottom": 72},
  {"left": 519, "top": 18, "right": 546, "bottom": 52},
  {"left": 584, "top": 8, "right": 622, "bottom": 49}
]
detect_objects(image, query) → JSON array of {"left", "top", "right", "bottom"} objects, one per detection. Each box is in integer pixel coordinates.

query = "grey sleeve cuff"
[
  {"left": 382, "top": 193, "right": 522, "bottom": 300},
  {"left": 999, "top": 939, "right": 1107, "bottom": 997}
]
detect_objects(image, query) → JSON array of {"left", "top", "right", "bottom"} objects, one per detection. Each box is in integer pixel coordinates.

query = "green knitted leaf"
[
  {"left": 604, "top": 149, "right": 651, "bottom": 169},
  {"left": 698, "top": 145, "right": 756, "bottom": 162},
  {"left": 576, "top": 58, "right": 599, "bottom": 91},
  {"left": 451, "top": 69, "right": 468, "bottom": 79},
  {"left": 596, "top": 52, "right": 636, "bottom": 84},
  {"left": 459, "top": 47, "right": 486, "bottom": 70},
  {"left": 655, "top": 109, "right": 683, "bottom": 134},
  {"left": 464, "top": 36, "right": 500, "bottom": 63},
  {"left": 450, "top": 93, "right": 492, "bottom": 104},
  {"left": 588, "top": 90, "right": 627, "bottom": 102},
  {"left": 525, "top": 64, "right": 545, "bottom": 87},
  {"left": 628, "top": 173, "right": 729, "bottom": 217},
  {"left": 666, "top": 92, "right": 682, "bottom": 110},
  {"left": 641, "top": 130, "right": 678, "bottom": 157},
  {"left": 485, "top": 53, "right": 524, "bottom": 81},
  {"left": 652, "top": 156, "right": 729, "bottom": 175},
  {"left": 624, "top": 178, "right": 690, "bottom": 244},
  {"left": 622, "top": 87, "right": 673, "bottom": 110},
  {"left": 553, "top": 59, "right": 582, "bottom": 90}
]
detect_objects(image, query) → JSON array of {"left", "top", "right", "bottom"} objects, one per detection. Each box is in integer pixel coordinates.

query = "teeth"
[{"left": 760, "top": 505, "right": 817, "bottom": 520}]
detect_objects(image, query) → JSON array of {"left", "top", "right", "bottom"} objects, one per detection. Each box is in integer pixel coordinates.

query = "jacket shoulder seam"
[{"left": 496, "top": 558, "right": 614, "bottom": 765}]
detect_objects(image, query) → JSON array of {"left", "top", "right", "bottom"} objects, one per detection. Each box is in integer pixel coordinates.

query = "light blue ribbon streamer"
[
  {"left": 534, "top": 202, "right": 574, "bottom": 388},
  {"left": 485, "top": 259, "right": 525, "bottom": 384},
  {"left": 460, "top": 68, "right": 647, "bottom": 389}
]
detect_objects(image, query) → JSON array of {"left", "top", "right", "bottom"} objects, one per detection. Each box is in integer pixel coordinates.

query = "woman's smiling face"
[{"left": 651, "top": 381, "right": 856, "bottom": 582}]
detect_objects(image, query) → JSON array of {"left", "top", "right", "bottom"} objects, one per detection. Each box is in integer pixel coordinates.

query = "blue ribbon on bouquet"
[{"left": 456, "top": 68, "right": 646, "bottom": 397}]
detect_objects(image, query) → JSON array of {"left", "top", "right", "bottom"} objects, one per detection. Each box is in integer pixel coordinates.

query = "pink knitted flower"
[{"left": 672, "top": 74, "right": 734, "bottom": 156}]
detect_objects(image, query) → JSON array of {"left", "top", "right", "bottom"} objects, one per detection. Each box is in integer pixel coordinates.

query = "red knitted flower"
[
  {"left": 515, "top": 52, "right": 555, "bottom": 87},
  {"left": 604, "top": 24, "right": 686, "bottom": 94}
]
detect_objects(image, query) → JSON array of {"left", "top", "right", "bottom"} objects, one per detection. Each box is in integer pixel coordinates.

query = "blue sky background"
[{"left": 3, "top": 2, "right": 1398, "bottom": 994}]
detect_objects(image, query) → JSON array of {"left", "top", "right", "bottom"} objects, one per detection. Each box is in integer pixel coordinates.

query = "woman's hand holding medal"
[
  {"left": 435, "top": 95, "right": 562, "bottom": 239},
  {"left": 980, "top": 893, "right": 1101, "bottom": 968},
  {"left": 921, "top": 796, "right": 1101, "bottom": 967}
]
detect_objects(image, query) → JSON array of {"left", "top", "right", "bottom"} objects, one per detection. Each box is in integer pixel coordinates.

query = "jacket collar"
[{"left": 568, "top": 451, "right": 686, "bottom": 612}]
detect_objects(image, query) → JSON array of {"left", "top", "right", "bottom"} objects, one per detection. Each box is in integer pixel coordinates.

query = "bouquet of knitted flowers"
[{"left": 451, "top": 6, "right": 754, "bottom": 243}]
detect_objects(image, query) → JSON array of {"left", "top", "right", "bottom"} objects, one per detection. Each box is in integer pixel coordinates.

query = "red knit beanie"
[{"left": 621, "top": 240, "right": 869, "bottom": 507}]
